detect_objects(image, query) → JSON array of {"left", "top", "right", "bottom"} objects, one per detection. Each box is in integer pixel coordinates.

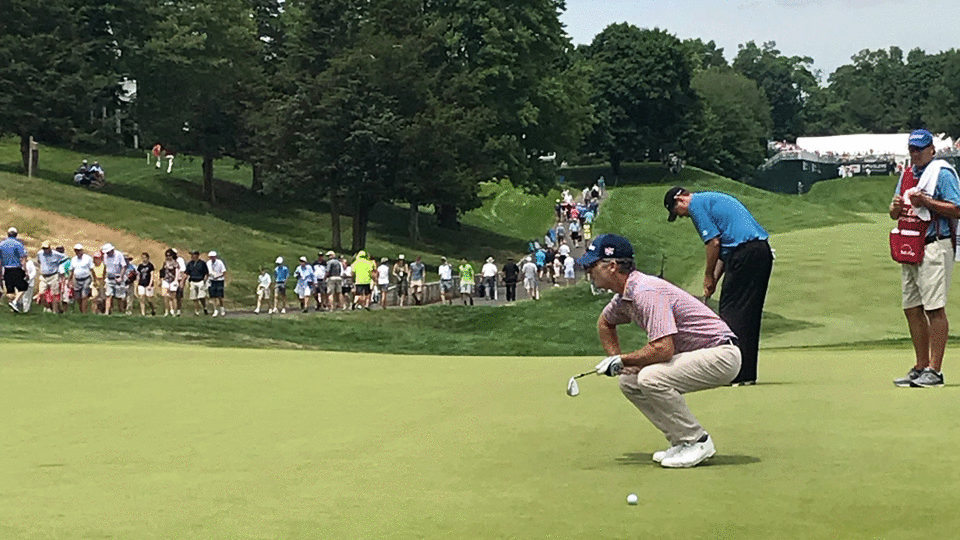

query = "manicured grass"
[
  {"left": 0, "top": 282, "right": 815, "bottom": 355},
  {"left": 3, "top": 343, "right": 955, "bottom": 540},
  {"left": 593, "top": 168, "right": 865, "bottom": 285}
]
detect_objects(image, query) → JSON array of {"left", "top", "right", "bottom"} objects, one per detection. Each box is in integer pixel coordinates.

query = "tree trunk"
[
  {"left": 408, "top": 202, "right": 420, "bottom": 244},
  {"left": 610, "top": 154, "right": 621, "bottom": 185},
  {"left": 250, "top": 162, "right": 263, "bottom": 194},
  {"left": 351, "top": 203, "right": 371, "bottom": 252},
  {"left": 19, "top": 135, "right": 38, "bottom": 174},
  {"left": 330, "top": 188, "right": 343, "bottom": 251},
  {"left": 437, "top": 203, "right": 460, "bottom": 230},
  {"left": 202, "top": 154, "right": 217, "bottom": 205}
]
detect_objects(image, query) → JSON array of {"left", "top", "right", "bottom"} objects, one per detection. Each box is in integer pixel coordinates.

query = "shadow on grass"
[{"left": 616, "top": 453, "right": 761, "bottom": 467}]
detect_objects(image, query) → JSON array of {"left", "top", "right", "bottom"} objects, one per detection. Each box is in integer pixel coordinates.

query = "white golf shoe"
[
  {"left": 660, "top": 435, "right": 715, "bottom": 468},
  {"left": 652, "top": 444, "right": 683, "bottom": 463}
]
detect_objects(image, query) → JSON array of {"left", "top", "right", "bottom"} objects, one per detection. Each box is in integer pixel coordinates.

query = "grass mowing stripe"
[{"left": 2, "top": 344, "right": 958, "bottom": 539}]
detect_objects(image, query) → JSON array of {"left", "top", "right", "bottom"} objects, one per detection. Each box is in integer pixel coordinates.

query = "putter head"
[{"left": 566, "top": 377, "right": 580, "bottom": 397}]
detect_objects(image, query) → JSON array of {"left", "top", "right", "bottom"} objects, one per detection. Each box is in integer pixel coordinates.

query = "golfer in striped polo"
[{"left": 580, "top": 234, "right": 742, "bottom": 468}]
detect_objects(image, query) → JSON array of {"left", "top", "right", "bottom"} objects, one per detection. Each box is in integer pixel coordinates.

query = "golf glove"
[{"left": 595, "top": 355, "right": 623, "bottom": 377}]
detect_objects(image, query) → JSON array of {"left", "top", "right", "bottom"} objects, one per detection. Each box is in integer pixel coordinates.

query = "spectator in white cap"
[
  {"left": 272, "top": 256, "right": 289, "bottom": 314},
  {"left": 100, "top": 243, "right": 126, "bottom": 315},
  {"left": 294, "top": 256, "right": 315, "bottom": 312},
  {"left": 206, "top": 250, "right": 227, "bottom": 317},
  {"left": 184, "top": 250, "right": 209, "bottom": 315},
  {"left": 0, "top": 227, "right": 28, "bottom": 312},
  {"left": 255, "top": 265, "right": 271, "bottom": 314}
]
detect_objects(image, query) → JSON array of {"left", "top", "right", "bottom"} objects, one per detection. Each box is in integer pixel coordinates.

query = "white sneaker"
[
  {"left": 212, "top": 310, "right": 218, "bottom": 318},
  {"left": 660, "top": 435, "right": 716, "bottom": 468},
  {"left": 254, "top": 308, "right": 260, "bottom": 314},
  {"left": 220, "top": 308, "right": 226, "bottom": 316},
  {"left": 652, "top": 444, "right": 683, "bottom": 463},
  {"left": 281, "top": 308, "right": 286, "bottom": 314}
]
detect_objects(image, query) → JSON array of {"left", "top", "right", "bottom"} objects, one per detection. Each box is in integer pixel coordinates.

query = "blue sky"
[{"left": 560, "top": 0, "right": 958, "bottom": 81}]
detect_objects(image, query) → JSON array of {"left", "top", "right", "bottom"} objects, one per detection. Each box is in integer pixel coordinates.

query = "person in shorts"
[
  {"left": 122, "top": 255, "right": 138, "bottom": 314},
  {"left": 185, "top": 250, "right": 209, "bottom": 315},
  {"left": 160, "top": 249, "right": 181, "bottom": 316},
  {"left": 90, "top": 250, "right": 106, "bottom": 313},
  {"left": 325, "top": 251, "right": 343, "bottom": 311},
  {"left": 352, "top": 251, "right": 374, "bottom": 310},
  {"left": 206, "top": 251, "right": 227, "bottom": 317},
  {"left": 69, "top": 244, "right": 95, "bottom": 313},
  {"left": 255, "top": 266, "right": 271, "bottom": 314},
  {"left": 294, "top": 256, "right": 315, "bottom": 312},
  {"left": 458, "top": 258, "right": 475, "bottom": 306},
  {"left": 312, "top": 253, "right": 327, "bottom": 311},
  {"left": 438, "top": 256, "right": 454, "bottom": 305},
  {"left": 409, "top": 255, "right": 425, "bottom": 305},
  {"left": 136, "top": 252, "right": 156, "bottom": 316},
  {"left": 272, "top": 256, "right": 289, "bottom": 314},
  {"left": 393, "top": 254, "right": 409, "bottom": 307},
  {"left": 341, "top": 257, "right": 354, "bottom": 310},
  {"left": 100, "top": 243, "right": 126, "bottom": 315},
  {"left": 36, "top": 240, "right": 66, "bottom": 313},
  {"left": 521, "top": 256, "right": 539, "bottom": 300},
  {"left": 0, "top": 227, "right": 28, "bottom": 312}
]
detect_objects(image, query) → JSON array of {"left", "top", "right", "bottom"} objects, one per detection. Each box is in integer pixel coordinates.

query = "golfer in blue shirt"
[{"left": 664, "top": 187, "right": 774, "bottom": 385}]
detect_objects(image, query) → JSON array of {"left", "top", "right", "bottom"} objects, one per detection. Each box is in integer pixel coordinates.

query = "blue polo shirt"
[
  {"left": 0, "top": 237, "right": 26, "bottom": 268},
  {"left": 895, "top": 163, "right": 960, "bottom": 240},
  {"left": 688, "top": 192, "right": 768, "bottom": 258},
  {"left": 275, "top": 264, "right": 289, "bottom": 284}
]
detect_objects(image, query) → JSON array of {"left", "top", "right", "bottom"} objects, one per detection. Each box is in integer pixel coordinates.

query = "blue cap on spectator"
[
  {"left": 909, "top": 129, "right": 934, "bottom": 149},
  {"left": 576, "top": 234, "right": 635, "bottom": 268}
]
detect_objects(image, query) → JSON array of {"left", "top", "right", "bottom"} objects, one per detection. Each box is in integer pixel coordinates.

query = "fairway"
[{"left": 3, "top": 344, "right": 959, "bottom": 539}]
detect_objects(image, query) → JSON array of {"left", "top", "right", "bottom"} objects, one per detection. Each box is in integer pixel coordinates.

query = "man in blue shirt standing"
[
  {"left": 665, "top": 186, "right": 774, "bottom": 385},
  {"left": 0, "top": 227, "right": 28, "bottom": 312},
  {"left": 888, "top": 129, "right": 960, "bottom": 388}
]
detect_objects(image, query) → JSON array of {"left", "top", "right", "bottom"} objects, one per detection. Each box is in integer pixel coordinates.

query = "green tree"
[
  {"left": 684, "top": 38, "right": 729, "bottom": 71},
  {"left": 733, "top": 41, "right": 817, "bottom": 141},
  {"left": 0, "top": 0, "right": 116, "bottom": 171},
  {"left": 690, "top": 67, "right": 771, "bottom": 180},
  {"left": 580, "top": 24, "right": 699, "bottom": 177},
  {"left": 130, "top": 0, "right": 260, "bottom": 204}
]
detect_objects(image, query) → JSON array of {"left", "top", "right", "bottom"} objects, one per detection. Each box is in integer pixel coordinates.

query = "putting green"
[{"left": 2, "top": 343, "right": 958, "bottom": 539}]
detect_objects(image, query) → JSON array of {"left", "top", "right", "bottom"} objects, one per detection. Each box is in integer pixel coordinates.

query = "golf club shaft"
[{"left": 572, "top": 370, "right": 594, "bottom": 379}]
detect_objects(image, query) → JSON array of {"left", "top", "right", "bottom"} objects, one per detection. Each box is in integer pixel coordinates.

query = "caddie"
[
  {"left": 889, "top": 129, "right": 960, "bottom": 388},
  {"left": 579, "top": 234, "right": 741, "bottom": 468}
]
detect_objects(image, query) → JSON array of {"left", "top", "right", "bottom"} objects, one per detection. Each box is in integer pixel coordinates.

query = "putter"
[{"left": 566, "top": 370, "right": 595, "bottom": 397}]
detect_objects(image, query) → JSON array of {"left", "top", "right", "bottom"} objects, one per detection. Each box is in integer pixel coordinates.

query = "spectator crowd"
[{"left": 1, "top": 179, "right": 604, "bottom": 316}]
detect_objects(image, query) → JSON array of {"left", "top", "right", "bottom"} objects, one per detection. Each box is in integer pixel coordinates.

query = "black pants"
[
  {"left": 720, "top": 239, "right": 774, "bottom": 384},
  {"left": 505, "top": 281, "right": 517, "bottom": 302}
]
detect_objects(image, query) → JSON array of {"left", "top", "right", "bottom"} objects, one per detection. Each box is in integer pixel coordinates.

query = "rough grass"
[{"left": 5, "top": 343, "right": 956, "bottom": 540}]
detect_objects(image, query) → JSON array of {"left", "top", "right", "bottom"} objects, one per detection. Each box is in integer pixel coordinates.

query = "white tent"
[{"left": 796, "top": 133, "right": 954, "bottom": 158}]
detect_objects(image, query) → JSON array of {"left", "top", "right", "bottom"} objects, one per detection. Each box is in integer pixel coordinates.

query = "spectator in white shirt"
[
  {"left": 481, "top": 257, "right": 498, "bottom": 300},
  {"left": 255, "top": 266, "right": 271, "bottom": 314},
  {"left": 69, "top": 244, "right": 95, "bottom": 314},
  {"left": 377, "top": 258, "right": 391, "bottom": 309},
  {"left": 206, "top": 251, "right": 227, "bottom": 317}
]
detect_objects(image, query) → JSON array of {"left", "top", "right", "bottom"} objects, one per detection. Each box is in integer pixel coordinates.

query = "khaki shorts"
[
  {"left": 902, "top": 238, "right": 954, "bottom": 310},
  {"left": 189, "top": 281, "right": 207, "bottom": 300},
  {"left": 37, "top": 274, "right": 60, "bottom": 296},
  {"left": 137, "top": 285, "right": 154, "bottom": 297}
]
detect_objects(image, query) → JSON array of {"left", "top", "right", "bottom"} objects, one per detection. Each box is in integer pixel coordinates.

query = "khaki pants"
[{"left": 618, "top": 344, "right": 741, "bottom": 446}]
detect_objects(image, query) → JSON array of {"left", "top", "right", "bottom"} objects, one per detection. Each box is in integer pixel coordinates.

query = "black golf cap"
[{"left": 664, "top": 186, "right": 687, "bottom": 222}]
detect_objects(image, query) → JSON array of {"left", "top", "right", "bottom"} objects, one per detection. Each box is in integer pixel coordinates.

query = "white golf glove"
[{"left": 595, "top": 355, "right": 623, "bottom": 377}]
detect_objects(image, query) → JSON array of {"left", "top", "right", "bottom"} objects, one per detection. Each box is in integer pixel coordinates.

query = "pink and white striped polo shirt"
[{"left": 601, "top": 271, "right": 736, "bottom": 352}]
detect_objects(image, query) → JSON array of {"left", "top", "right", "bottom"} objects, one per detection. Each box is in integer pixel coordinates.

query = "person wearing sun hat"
[
  {"left": 272, "top": 256, "right": 289, "bottom": 314},
  {"left": 578, "top": 233, "right": 740, "bottom": 468},
  {"left": 890, "top": 129, "right": 960, "bottom": 388},
  {"left": 664, "top": 185, "right": 773, "bottom": 386}
]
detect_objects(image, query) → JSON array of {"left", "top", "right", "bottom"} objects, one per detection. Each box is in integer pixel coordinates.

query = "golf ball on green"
[{"left": 627, "top": 493, "right": 638, "bottom": 505}]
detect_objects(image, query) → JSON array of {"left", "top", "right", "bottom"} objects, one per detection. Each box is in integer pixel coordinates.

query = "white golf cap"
[
  {"left": 398, "top": 254, "right": 405, "bottom": 260},
  {"left": 208, "top": 250, "right": 217, "bottom": 257},
  {"left": 299, "top": 256, "right": 308, "bottom": 262},
  {"left": 102, "top": 243, "right": 114, "bottom": 252},
  {"left": 73, "top": 243, "right": 84, "bottom": 250},
  {"left": 7, "top": 227, "right": 16, "bottom": 234},
  {"left": 275, "top": 256, "right": 283, "bottom": 264}
]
